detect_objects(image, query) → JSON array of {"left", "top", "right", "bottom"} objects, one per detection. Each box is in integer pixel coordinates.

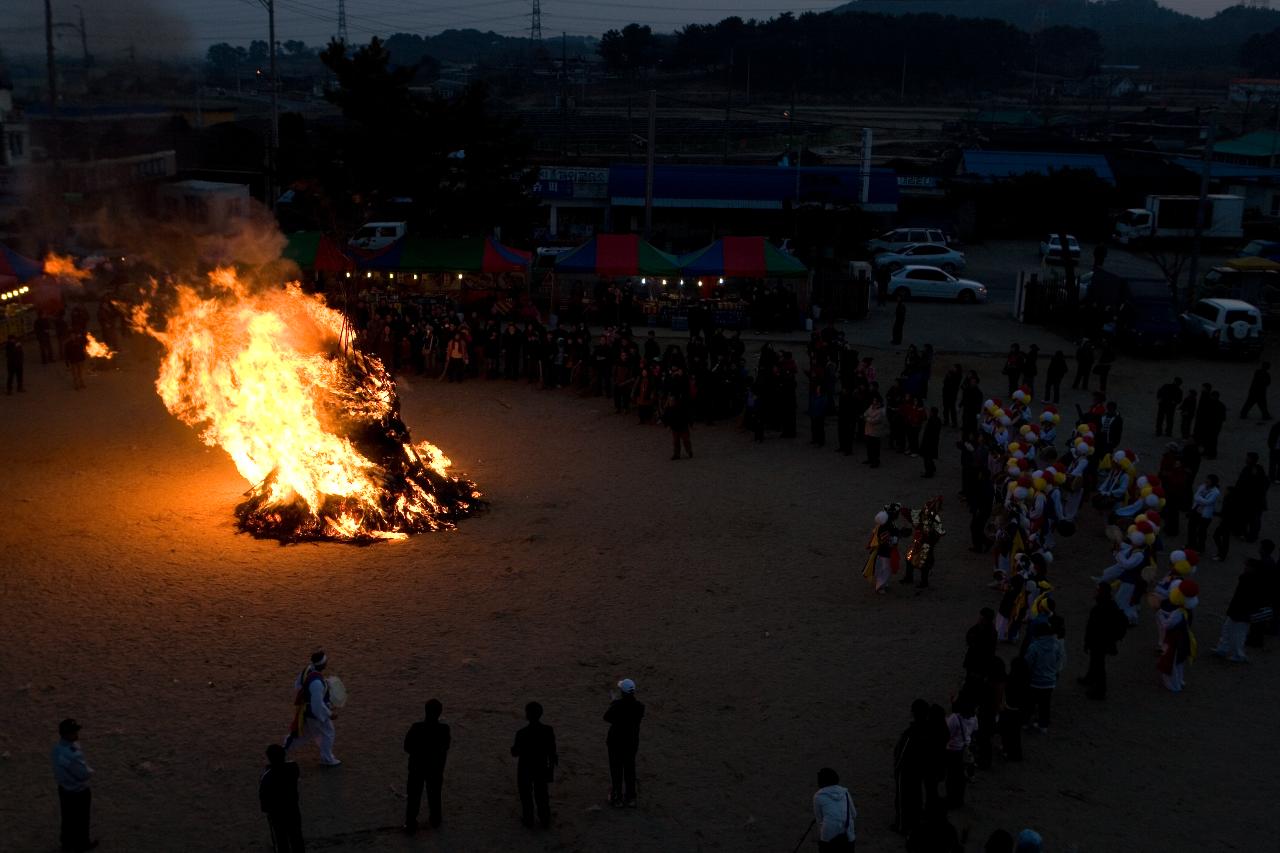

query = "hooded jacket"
[
  {"left": 813, "top": 784, "right": 856, "bottom": 842},
  {"left": 1022, "top": 634, "right": 1063, "bottom": 689}
]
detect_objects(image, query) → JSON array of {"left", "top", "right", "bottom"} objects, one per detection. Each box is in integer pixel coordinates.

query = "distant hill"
[
  {"left": 384, "top": 29, "right": 597, "bottom": 67},
  {"left": 834, "top": 0, "right": 1280, "bottom": 68}
]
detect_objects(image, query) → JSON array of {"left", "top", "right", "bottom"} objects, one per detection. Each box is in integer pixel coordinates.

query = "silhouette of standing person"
[
  {"left": 259, "top": 744, "right": 304, "bottom": 853},
  {"left": 512, "top": 701, "right": 558, "bottom": 828},
  {"left": 64, "top": 332, "right": 88, "bottom": 390},
  {"left": 5, "top": 334, "right": 23, "bottom": 394},
  {"left": 404, "top": 699, "right": 451, "bottom": 832},
  {"left": 605, "top": 678, "right": 646, "bottom": 807},
  {"left": 892, "top": 295, "right": 907, "bottom": 345},
  {"left": 51, "top": 718, "right": 96, "bottom": 853}
]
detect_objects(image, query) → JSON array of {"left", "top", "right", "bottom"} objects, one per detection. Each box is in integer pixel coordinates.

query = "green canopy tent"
[{"left": 282, "top": 232, "right": 356, "bottom": 272}]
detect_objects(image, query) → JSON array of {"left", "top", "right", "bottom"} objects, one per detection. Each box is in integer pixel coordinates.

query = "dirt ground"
[{"left": 2, "top": 310, "right": 1279, "bottom": 853}]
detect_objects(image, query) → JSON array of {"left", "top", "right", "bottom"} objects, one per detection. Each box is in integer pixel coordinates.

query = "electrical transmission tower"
[
  {"left": 1247, "top": 0, "right": 1271, "bottom": 8},
  {"left": 530, "top": 0, "right": 542, "bottom": 42},
  {"left": 337, "top": 0, "right": 348, "bottom": 42}
]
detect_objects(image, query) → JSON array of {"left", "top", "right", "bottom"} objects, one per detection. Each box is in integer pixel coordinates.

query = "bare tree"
[{"left": 1145, "top": 246, "right": 1191, "bottom": 308}]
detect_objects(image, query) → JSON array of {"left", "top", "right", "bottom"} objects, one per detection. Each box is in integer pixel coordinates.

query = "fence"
[
  {"left": 1017, "top": 271, "right": 1087, "bottom": 336},
  {"left": 811, "top": 272, "right": 871, "bottom": 322}
]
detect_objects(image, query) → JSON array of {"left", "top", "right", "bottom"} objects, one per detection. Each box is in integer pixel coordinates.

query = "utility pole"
[
  {"left": 76, "top": 5, "right": 90, "bottom": 66},
  {"left": 644, "top": 89, "right": 656, "bottom": 240},
  {"left": 1187, "top": 114, "right": 1216, "bottom": 306},
  {"left": 722, "top": 47, "right": 734, "bottom": 164},
  {"left": 787, "top": 85, "right": 795, "bottom": 162},
  {"left": 44, "top": 0, "right": 57, "bottom": 118},
  {"left": 255, "top": 0, "right": 279, "bottom": 209},
  {"left": 899, "top": 50, "right": 907, "bottom": 102},
  {"left": 1271, "top": 101, "right": 1279, "bottom": 169},
  {"left": 559, "top": 32, "right": 567, "bottom": 156}
]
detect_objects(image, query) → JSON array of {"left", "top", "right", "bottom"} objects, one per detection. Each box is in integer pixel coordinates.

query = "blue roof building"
[
  {"left": 606, "top": 164, "right": 899, "bottom": 213},
  {"left": 959, "top": 150, "right": 1115, "bottom": 185}
]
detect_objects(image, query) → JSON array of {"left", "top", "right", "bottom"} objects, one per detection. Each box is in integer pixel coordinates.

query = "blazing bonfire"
[{"left": 131, "top": 267, "right": 483, "bottom": 542}]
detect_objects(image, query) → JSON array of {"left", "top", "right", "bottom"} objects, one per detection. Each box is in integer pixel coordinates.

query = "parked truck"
[{"left": 1113, "top": 194, "right": 1244, "bottom": 245}]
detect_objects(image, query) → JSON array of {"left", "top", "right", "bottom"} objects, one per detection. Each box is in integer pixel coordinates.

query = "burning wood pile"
[{"left": 131, "top": 267, "right": 483, "bottom": 542}]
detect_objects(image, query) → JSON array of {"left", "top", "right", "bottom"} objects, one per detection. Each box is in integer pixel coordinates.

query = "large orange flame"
[
  {"left": 43, "top": 253, "right": 92, "bottom": 281},
  {"left": 132, "top": 267, "right": 482, "bottom": 541}
]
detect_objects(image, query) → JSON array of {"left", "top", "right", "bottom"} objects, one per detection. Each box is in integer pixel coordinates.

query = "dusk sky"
[{"left": 0, "top": 1, "right": 1252, "bottom": 57}]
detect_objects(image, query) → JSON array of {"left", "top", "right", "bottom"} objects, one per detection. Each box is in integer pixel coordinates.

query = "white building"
[{"left": 1229, "top": 78, "right": 1280, "bottom": 105}]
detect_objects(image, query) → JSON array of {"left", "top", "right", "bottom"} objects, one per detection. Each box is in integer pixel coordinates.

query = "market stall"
[
  {"left": 551, "top": 234, "right": 683, "bottom": 326},
  {"left": 336, "top": 236, "right": 534, "bottom": 322},
  {"left": 1, "top": 245, "right": 43, "bottom": 337}
]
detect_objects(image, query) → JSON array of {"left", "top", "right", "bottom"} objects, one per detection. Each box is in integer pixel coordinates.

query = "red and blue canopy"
[
  {"left": 554, "top": 234, "right": 682, "bottom": 277},
  {"left": 678, "top": 237, "right": 807, "bottom": 279},
  {"left": 0, "top": 245, "right": 42, "bottom": 282}
]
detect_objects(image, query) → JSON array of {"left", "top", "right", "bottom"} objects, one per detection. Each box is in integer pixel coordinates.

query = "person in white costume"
[
  {"left": 1095, "top": 533, "right": 1147, "bottom": 626},
  {"left": 286, "top": 650, "right": 341, "bottom": 766}
]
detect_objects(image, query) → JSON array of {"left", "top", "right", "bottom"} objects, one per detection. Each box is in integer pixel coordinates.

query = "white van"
[{"left": 349, "top": 221, "right": 407, "bottom": 251}]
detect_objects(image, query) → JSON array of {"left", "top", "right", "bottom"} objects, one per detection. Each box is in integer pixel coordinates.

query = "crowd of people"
[
  {"left": 6, "top": 299, "right": 126, "bottom": 395},
  {"left": 39, "top": 290, "right": 1279, "bottom": 853},
  {"left": 849, "top": 337, "right": 1279, "bottom": 849}
]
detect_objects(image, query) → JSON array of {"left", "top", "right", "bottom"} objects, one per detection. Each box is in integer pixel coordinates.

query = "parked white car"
[
  {"left": 1039, "top": 233, "right": 1081, "bottom": 262},
  {"left": 873, "top": 243, "right": 967, "bottom": 273},
  {"left": 1180, "top": 297, "right": 1263, "bottom": 357},
  {"left": 889, "top": 266, "right": 988, "bottom": 303},
  {"left": 867, "top": 227, "right": 950, "bottom": 255}
]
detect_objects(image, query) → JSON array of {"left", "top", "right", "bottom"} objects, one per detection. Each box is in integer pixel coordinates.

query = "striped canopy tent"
[
  {"left": 553, "top": 234, "right": 681, "bottom": 277},
  {"left": 354, "top": 236, "right": 531, "bottom": 273},
  {"left": 282, "top": 232, "right": 356, "bottom": 273},
  {"left": 678, "top": 237, "right": 808, "bottom": 279},
  {"left": 0, "top": 245, "right": 43, "bottom": 282}
]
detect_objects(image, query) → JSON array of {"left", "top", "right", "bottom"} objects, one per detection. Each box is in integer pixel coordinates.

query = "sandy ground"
[{"left": 2, "top": 308, "right": 1279, "bottom": 853}]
